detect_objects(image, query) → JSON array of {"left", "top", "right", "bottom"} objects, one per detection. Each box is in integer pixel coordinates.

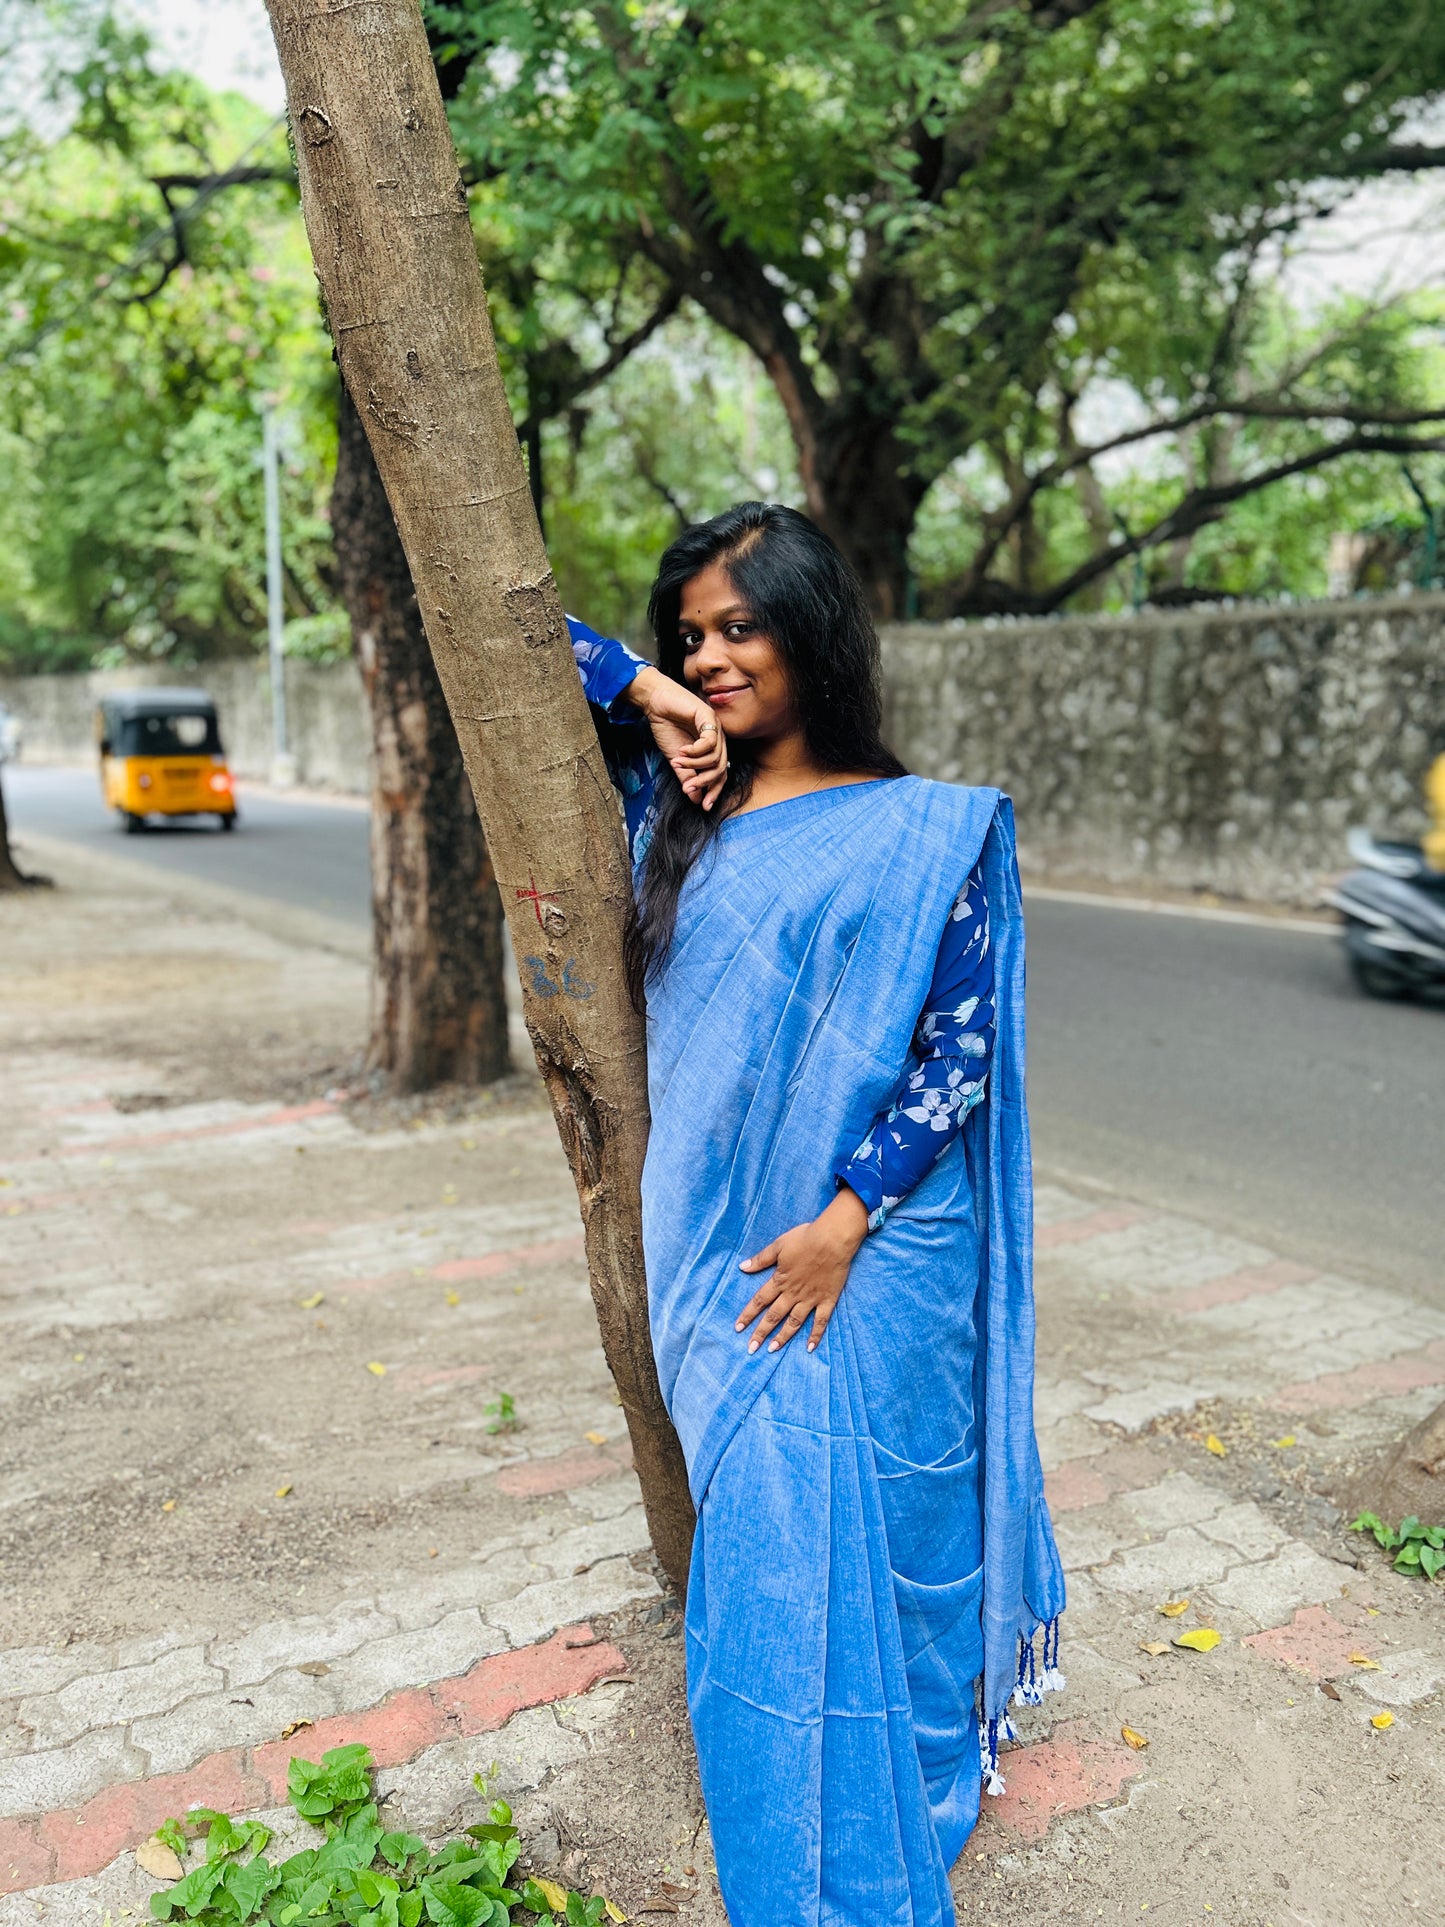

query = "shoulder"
[{"left": 884, "top": 775, "right": 1004, "bottom": 834}]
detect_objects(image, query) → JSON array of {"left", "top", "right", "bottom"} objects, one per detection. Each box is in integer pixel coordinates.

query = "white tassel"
[{"left": 982, "top": 1765, "right": 1006, "bottom": 1797}]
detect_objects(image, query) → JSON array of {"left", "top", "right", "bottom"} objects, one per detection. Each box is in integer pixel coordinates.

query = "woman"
[{"left": 569, "top": 503, "right": 1064, "bottom": 1926}]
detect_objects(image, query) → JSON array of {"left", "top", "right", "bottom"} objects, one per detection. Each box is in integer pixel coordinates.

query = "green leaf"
[
  {"left": 1393, "top": 1542, "right": 1423, "bottom": 1570},
  {"left": 156, "top": 1818, "right": 189, "bottom": 1859},
  {"left": 1420, "top": 1545, "right": 1444, "bottom": 1579},
  {"left": 398, "top": 1893, "right": 424, "bottom": 1927},
  {"left": 222, "top": 1853, "right": 281, "bottom": 1918},
  {"left": 419, "top": 1878, "right": 492, "bottom": 1927}
]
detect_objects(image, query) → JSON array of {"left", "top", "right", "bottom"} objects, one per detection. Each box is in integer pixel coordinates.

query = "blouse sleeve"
[
  {"left": 832, "top": 865, "right": 995, "bottom": 1232},
  {"left": 566, "top": 614, "right": 662, "bottom": 870}
]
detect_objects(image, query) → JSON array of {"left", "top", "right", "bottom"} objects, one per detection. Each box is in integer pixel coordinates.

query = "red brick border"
[{"left": 0, "top": 1625, "right": 624, "bottom": 1896}]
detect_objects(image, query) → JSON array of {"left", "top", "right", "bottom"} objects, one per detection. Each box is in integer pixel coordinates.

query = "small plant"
[
  {"left": 1350, "top": 1511, "right": 1445, "bottom": 1579},
  {"left": 145, "top": 1743, "right": 623, "bottom": 1927},
  {"left": 485, "top": 1393, "right": 517, "bottom": 1436}
]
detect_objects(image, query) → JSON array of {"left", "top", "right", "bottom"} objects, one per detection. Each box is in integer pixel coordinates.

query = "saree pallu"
[{"left": 641, "top": 777, "right": 1065, "bottom": 1927}]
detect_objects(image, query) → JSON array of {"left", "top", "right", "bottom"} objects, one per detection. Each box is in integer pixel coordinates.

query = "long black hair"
[{"left": 626, "top": 501, "right": 906, "bottom": 1002}]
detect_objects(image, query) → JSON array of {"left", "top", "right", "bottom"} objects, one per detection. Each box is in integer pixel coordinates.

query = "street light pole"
[{"left": 261, "top": 402, "right": 295, "bottom": 784}]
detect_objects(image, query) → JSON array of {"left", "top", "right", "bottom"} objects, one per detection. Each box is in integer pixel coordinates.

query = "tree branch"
[
  {"left": 1001, "top": 429, "right": 1445, "bottom": 614},
  {"left": 1346, "top": 142, "right": 1445, "bottom": 174}
]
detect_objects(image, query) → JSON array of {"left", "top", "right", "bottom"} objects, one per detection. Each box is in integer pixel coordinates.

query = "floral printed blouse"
[{"left": 569, "top": 615, "right": 995, "bottom": 1233}]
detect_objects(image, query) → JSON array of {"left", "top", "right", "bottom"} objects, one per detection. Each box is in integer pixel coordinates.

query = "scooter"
[{"left": 1324, "top": 828, "right": 1445, "bottom": 1000}]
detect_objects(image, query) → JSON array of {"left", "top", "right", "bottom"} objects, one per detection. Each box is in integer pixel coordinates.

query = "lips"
[{"left": 705, "top": 685, "right": 749, "bottom": 706}]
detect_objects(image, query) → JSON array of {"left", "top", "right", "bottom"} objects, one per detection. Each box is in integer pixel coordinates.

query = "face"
[{"left": 677, "top": 559, "right": 797, "bottom": 741}]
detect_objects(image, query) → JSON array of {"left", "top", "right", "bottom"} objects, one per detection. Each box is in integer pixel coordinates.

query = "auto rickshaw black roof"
[{"left": 98, "top": 688, "right": 218, "bottom": 717}]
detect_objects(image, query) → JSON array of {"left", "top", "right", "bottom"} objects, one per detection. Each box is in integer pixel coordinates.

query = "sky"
[{"left": 126, "top": 0, "right": 286, "bottom": 114}]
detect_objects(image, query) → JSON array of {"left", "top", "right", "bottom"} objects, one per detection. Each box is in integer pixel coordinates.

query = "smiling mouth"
[{"left": 705, "top": 685, "right": 749, "bottom": 705}]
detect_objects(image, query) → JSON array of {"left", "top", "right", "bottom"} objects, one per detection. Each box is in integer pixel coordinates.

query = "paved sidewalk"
[{"left": 3, "top": 855, "right": 1443, "bottom": 1926}]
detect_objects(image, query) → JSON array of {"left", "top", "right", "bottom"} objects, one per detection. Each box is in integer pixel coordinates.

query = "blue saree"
[{"left": 641, "top": 774, "right": 1065, "bottom": 1927}]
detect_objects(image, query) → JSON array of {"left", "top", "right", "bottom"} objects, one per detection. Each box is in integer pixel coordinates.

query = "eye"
[
  {"left": 724, "top": 621, "right": 754, "bottom": 640},
  {"left": 679, "top": 630, "right": 702, "bottom": 654}
]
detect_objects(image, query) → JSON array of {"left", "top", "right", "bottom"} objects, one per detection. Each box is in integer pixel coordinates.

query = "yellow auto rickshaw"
[{"left": 96, "top": 689, "right": 238, "bottom": 833}]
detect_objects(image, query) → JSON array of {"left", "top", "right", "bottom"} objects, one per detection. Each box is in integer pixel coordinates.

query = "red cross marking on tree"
[{"left": 515, "top": 875, "right": 561, "bottom": 927}]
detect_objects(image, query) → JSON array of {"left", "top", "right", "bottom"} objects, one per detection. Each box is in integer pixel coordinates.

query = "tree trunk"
[
  {"left": 332, "top": 386, "right": 510, "bottom": 1092},
  {"left": 1349, "top": 1394, "right": 1445, "bottom": 1530},
  {"left": 0, "top": 773, "right": 49, "bottom": 891},
  {"left": 812, "top": 416, "right": 926, "bottom": 622},
  {"left": 265, "top": 0, "right": 694, "bottom": 1594}
]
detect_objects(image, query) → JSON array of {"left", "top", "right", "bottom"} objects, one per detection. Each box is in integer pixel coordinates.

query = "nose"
[{"left": 690, "top": 629, "right": 732, "bottom": 680}]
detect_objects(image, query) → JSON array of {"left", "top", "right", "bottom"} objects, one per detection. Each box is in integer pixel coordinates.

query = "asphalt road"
[
  {"left": 7, "top": 764, "right": 372, "bottom": 927},
  {"left": 8, "top": 764, "right": 1442, "bottom": 1301}
]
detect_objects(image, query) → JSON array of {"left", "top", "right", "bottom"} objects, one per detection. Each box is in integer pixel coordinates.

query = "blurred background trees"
[{"left": 4, "top": 0, "right": 1445, "bottom": 679}]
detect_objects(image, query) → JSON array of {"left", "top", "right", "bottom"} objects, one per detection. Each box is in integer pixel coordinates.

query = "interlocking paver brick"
[
  {"left": 1195, "top": 1501, "right": 1289, "bottom": 1562},
  {"left": 1205, "top": 1541, "right": 1350, "bottom": 1628},
  {"left": 1091, "top": 1526, "right": 1235, "bottom": 1597},
  {"left": 0, "top": 1646, "right": 116, "bottom": 1705},
  {"left": 20, "top": 1648, "right": 222, "bottom": 1749},
  {"left": 212, "top": 1606, "right": 400, "bottom": 1690},
  {"left": 130, "top": 1672, "right": 343, "bottom": 1776},
  {"left": 323, "top": 1611, "right": 506, "bottom": 1710},
  {"left": 1355, "top": 1650, "right": 1445, "bottom": 1709},
  {"left": 0, "top": 1730, "right": 147, "bottom": 1822},
  {"left": 484, "top": 1558, "right": 660, "bottom": 1648},
  {"left": 1118, "top": 1474, "right": 1225, "bottom": 1532}
]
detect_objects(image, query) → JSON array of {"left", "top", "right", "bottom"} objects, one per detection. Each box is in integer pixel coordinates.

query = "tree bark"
[
  {"left": 0, "top": 774, "right": 49, "bottom": 891},
  {"left": 332, "top": 386, "right": 510, "bottom": 1092},
  {"left": 264, "top": 0, "right": 694, "bottom": 1593}
]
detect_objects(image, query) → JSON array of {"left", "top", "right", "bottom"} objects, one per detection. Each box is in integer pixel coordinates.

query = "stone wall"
[
  {"left": 0, "top": 658, "right": 372, "bottom": 796},
  {"left": 6, "top": 591, "right": 1443, "bottom": 901},
  {"left": 881, "top": 593, "right": 1445, "bottom": 901}
]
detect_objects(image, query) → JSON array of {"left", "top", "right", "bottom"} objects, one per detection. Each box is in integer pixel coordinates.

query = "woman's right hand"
[{"left": 625, "top": 666, "right": 729, "bottom": 811}]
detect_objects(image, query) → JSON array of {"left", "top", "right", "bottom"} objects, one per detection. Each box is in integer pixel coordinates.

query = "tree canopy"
[{"left": 433, "top": 0, "right": 1445, "bottom": 613}]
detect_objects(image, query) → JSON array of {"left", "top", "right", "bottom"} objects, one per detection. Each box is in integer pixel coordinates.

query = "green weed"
[
  {"left": 145, "top": 1744, "right": 621, "bottom": 1927},
  {"left": 1350, "top": 1512, "right": 1445, "bottom": 1580}
]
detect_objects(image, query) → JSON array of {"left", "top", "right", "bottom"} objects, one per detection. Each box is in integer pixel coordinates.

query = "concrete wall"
[
  {"left": 6, "top": 590, "right": 1443, "bottom": 901},
  {"left": 0, "top": 658, "right": 372, "bottom": 795},
  {"left": 881, "top": 593, "right": 1445, "bottom": 902}
]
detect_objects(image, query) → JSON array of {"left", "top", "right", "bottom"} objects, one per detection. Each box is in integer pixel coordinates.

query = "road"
[{"left": 8, "top": 764, "right": 1442, "bottom": 1300}]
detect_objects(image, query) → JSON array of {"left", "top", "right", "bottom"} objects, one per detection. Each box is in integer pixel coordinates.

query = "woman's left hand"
[{"left": 737, "top": 1187, "right": 869, "bottom": 1353}]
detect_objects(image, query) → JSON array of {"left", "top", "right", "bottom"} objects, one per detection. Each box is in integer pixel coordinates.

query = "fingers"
[
  {"left": 806, "top": 1299, "right": 837, "bottom": 1352},
  {"left": 739, "top": 1239, "right": 781, "bottom": 1278}
]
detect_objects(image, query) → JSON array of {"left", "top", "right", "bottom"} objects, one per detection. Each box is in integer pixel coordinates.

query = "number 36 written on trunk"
[{"left": 524, "top": 956, "right": 596, "bottom": 1001}]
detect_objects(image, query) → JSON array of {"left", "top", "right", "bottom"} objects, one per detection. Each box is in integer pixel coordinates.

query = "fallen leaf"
[
  {"left": 297, "top": 1291, "right": 325, "bottom": 1311},
  {"left": 585, "top": 1431, "right": 608, "bottom": 1446},
  {"left": 604, "top": 1904, "right": 628, "bottom": 1924},
  {"left": 461, "top": 1139, "right": 477, "bottom": 1151},
  {"left": 428, "top": 1547, "right": 439, "bottom": 1558},
  {"left": 280, "top": 1718, "right": 314, "bottom": 1740},
  {"left": 1138, "top": 1641, "right": 1170, "bottom": 1657},
  {"left": 296, "top": 1662, "right": 329, "bottom": 1678},
  {"left": 1348, "top": 1653, "right": 1381, "bottom": 1670},
  {"left": 72, "top": 1352, "right": 85, "bottom": 1363},
  {"left": 1320, "top": 1681, "right": 1341, "bottom": 1701},
  {"left": 1271, "top": 1435, "right": 1297, "bottom": 1449},
  {"left": 1205, "top": 1434, "right": 1227, "bottom": 1458},
  {"left": 1157, "top": 1598, "right": 1190, "bottom": 1618},
  {"left": 1121, "top": 1725, "right": 1149, "bottom": 1751},
  {"left": 1370, "top": 1710, "right": 1394, "bottom": 1730},
  {"left": 1173, "top": 1628, "right": 1222, "bottom": 1653},
  {"left": 366, "top": 1361, "right": 387, "bottom": 1377},
  {"left": 161, "top": 1499, "right": 177, "bottom": 1513},
  {"left": 274, "top": 1484, "right": 293, "bottom": 1499},
  {"left": 531, "top": 1878, "right": 569, "bottom": 1913},
  {"left": 135, "top": 1838, "right": 184, "bottom": 1882},
  {"left": 445, "top": 1291, "right": 461, "bottom": 1307}
]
